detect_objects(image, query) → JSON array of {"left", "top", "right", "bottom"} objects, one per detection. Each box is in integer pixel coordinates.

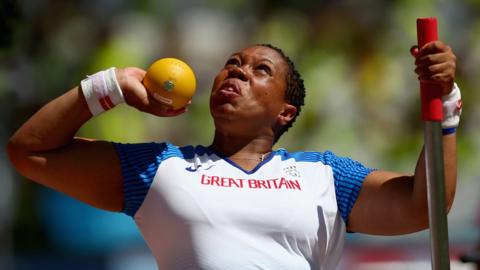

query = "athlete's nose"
[{"left": 227, "top": 65, "right": 248, "bottom": 82}]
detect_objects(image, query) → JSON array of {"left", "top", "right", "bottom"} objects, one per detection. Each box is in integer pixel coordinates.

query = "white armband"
[
  {"left": 441, "top": 83, "right": 462, "bottom": 133},
  {"left": 81, "top": 67, "right": 124, "bottom": 116}
]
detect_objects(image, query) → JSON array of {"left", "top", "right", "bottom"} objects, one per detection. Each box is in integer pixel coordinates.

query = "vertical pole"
[{"left": 417, "top": 17, "right": 451, "bottom": 270}]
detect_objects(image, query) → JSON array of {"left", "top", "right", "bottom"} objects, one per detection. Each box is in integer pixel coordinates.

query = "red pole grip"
[{"left": 417, "top": 17, "right": 443, "bottom": 121}]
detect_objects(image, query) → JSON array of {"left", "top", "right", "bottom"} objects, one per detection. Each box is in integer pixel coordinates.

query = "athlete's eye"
[
  {"left": 255, "top": 64, "right": 272, "bottom": 76},
  {"left": 225, "top": 58, "right": 240, "bottom": 68},
  {"left": 256, "top": 64, "right": 272, "bottom": 75}
]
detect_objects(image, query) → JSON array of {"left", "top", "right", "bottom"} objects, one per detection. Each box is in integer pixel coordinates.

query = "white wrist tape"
[
  {"left": 81, "top": 67, "right": 124, "bottom": 116},
  {"left": 442, "top": 83, "right": 462, "bottom": 129}
]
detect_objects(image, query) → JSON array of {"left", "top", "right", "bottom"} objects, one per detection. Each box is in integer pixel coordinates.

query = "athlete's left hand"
[{"left": 411, "top": 41, "right": 456, "bottom": 96}]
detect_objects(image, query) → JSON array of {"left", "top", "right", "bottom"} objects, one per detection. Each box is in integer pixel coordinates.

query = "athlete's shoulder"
[
  {"left": 178, "top": 144, "right": 212, "bottom": 159},
  {"left": 113, "top": 142, "right": 211, "bottom": 216},
  {"left": 274, "top": 148, "right": 339, "bottom": 164}
]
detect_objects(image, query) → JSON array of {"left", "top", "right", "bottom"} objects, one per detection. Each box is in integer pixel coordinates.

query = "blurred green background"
[{"left": 2, "top": 0, "right": 480, "bottom": 269}]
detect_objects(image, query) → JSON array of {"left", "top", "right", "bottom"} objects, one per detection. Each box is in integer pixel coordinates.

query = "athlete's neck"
[{"left": 210, "top": 130, "right": 273, "bottom": 159}]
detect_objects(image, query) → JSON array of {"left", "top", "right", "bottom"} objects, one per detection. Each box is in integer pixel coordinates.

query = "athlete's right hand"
[{"left": 115, "top": 67, "right": 189, "bottom": 117}]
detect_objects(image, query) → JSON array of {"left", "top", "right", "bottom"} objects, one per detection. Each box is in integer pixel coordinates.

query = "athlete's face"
[{"left": 210, "top": 46, "right": 295, "bottom": 137}]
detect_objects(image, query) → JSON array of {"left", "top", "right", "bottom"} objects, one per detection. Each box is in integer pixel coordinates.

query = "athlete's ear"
[{"left": 277, "top": 104, "right": 297, "bottom": 126}]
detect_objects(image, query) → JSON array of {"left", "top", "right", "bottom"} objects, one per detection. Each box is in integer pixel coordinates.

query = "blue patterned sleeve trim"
[
  {"left": 324, "top": 151, "right": 375, "bottom": 224},
  {"left": 113, "top": 142, "right": 170, "bottom": 217}
]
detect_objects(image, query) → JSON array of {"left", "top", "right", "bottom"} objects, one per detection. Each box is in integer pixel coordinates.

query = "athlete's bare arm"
[
  {"left": 348, "top": 41, "right": 458, "bottom": 235},
  {"left": 7, "top": 67, "right": 186, "bottom": 211},
  {"left": 348, "top": 135, "right": 456, "bottom": 235}
]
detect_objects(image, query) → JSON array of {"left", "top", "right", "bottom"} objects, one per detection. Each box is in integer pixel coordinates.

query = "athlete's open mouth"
[{"left": 218, "top": 79, "right": 242, "bottom": 96}]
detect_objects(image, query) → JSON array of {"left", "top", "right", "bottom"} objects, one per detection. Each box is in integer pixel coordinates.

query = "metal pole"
[
  {"left": 417, "top": 17, "right": 451, "bottom": 270},
  {"left": 424, "top": 122, "right": 450, "bottom": 270}
]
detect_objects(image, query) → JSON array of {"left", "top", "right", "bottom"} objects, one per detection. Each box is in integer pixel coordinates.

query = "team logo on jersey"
[
  {"left": 185, "top": 164, "right": 214, "bottom": 172},
  {"left": 283, "top": 165, "right": 300, "bottom": 178}
]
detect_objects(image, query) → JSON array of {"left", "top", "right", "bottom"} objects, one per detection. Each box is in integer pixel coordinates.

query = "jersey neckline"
[{"left": 206, "top": 146, "right": 277, "bottom": 175}]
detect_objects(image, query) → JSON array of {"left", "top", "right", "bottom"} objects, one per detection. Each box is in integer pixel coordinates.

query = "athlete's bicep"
[
  {"left": 10, "top": 137, "right": 124, "bottom": 211},
  {"left": 347, "top": 170, "right": 424, "bottom": 235}
]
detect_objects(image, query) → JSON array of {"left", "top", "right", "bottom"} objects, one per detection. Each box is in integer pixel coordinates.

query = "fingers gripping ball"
[{"left": 143, "top": 58, "right": 196, "bottom": 110}]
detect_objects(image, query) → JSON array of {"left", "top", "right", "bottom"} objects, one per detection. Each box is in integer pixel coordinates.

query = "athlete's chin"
[
  {"left": 211, "top": 105, "right": 235, "bottom": 119},
  {"left": 210, "top": 98, "right": 237, "bottom": 114}
]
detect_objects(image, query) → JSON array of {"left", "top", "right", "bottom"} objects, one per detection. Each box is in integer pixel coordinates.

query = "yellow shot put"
[{"left": 143, "top": 58, "right": 196, "bottom": 110}]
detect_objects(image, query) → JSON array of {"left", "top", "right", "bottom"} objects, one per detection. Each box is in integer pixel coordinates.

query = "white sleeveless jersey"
[{"left": 114, "top": 143, "right": 373, "bottom": 270}]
